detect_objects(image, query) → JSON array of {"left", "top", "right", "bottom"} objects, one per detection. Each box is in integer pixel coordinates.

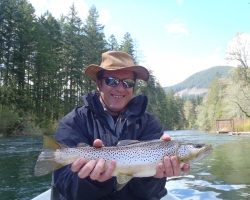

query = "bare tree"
[
  {"left": 226, "top": 32, "right": 250, "bottom": 68},
  {"left": 225, "top": 32, "right": 250, "bottom": 118}
]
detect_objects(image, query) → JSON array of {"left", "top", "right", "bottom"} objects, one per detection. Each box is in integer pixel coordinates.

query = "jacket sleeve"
[
  {"left": 129, "top": 112, "right": 167, "bottom": 199},
  {"left": 52, "top": 107, "right": 116, "bottom": 200}
]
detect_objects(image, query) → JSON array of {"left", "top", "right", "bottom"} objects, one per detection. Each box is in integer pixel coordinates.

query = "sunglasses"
[{"left": 102, "top": 77, "right": 136, "bottom": 88}]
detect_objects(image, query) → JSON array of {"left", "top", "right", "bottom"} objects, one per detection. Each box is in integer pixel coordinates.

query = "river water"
[
  {"left": 165, "top": 130, "right": 250, "bottom": 200},
  {"left": 0, "top": 130, "right": 250, "bottom": 200}
]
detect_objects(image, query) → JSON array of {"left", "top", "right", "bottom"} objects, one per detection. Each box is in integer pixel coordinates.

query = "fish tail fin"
[{"left": 34, "top": 136, "right": 66, "bottom": 177}]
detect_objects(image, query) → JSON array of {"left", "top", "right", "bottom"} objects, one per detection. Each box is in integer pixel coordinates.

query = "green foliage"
[
  {"left": 184, "top": 100, "right": 196, "bottom": 129},
  {"left": 0, "top": 107, "right": 42, "bottom": 136},
  {"left": 40, "top": 121, "right": 58, "bottom": 135},
  {"left": 194, "top": 67, "right": 250, "bottom": 131},
  {"left": 0, "top": 108, "right": 19, "bottom": 135},
  {"left": 60, "top": 3, "right": 86, "bottom": 113},
  {"left": 223, "top": 67, "right": 250, "bottom": 119},
  {"left": 135, "top": 71, "right": 168, "bottom": 128},
  {"left": 163, "top": 90, "right": 186, "bottom": 130},
  {"left": 194, "top": 32, "right": 250, "bottom": 131},
  {"left": 107, "top": 34, "right": 119, "bottom": 51},
  {"left": 17, "top": 114, "right": 43, "bottom": 136},
  {"left": 234, "top": 120, "right": 250, "bottom": 132},
  {"left": 81, "top": 5, "right": 108, "bottom": 95},
  {"left": 119, "top": 32, "right": 134, "bottom": 58},
  {"left": 2, "top": 1, "right": 225, "bottom": 135},
  {"left": 33, "top": 11, "right": 63, "bottom": 122},
  {"left": 195, "top": 78, "right": 229, "bottom": 131}
]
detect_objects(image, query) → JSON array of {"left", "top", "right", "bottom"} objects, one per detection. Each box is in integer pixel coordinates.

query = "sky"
[{"left": 29, "top": 0, "right": 250, "bottom": 87}]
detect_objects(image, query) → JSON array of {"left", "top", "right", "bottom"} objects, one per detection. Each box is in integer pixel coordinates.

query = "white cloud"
[
  {"left": 166, "top": 23, "right": 189, "bottom": 36},
  {"left": 144, "top": 51, "right": 228, "bottom": 87},
  {"left": 98, "top": 9, "right": 111, "bottom": 25},
  {"left": 30, "top": 0, "right": 88, "bottom": 21}
]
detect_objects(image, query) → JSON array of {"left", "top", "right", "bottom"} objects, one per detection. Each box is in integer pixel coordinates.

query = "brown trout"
[{"left": 34, "top": 136, "right": 213, "bottom": 190}]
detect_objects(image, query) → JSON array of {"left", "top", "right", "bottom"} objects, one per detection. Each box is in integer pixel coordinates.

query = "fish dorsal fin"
[
  {"left": 43, "top": 136, "right": 67, "bottom": 150},
  {"left": 117, "top": 140, "right": 140, "bottom": 146},
  {"left": 116, "top": 173, "right": 133, "bottom": 191},
  {"left": 77, "top": 143, "right": 90, "bottom": 147}
]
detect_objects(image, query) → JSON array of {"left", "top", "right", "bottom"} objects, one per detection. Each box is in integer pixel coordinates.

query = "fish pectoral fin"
[
  {"left": 116, "top": 174, "right": 133, "bottom": 191},
  {"left": 117, "top": 174, "right": 132, "bottom": 184},
  {"left": 117, "top": 140, "right": 140, "bottom": 146},
  {"left": 116, "top": 183, "right": 127, "bottom": 191}
]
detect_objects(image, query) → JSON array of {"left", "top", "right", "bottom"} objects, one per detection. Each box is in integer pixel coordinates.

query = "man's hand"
[
  {"left": 154, "top": 134, "right": 191, "bottom": 178},
  {"left": 71, "top": 139, "right": 116, "bottom": 182}
]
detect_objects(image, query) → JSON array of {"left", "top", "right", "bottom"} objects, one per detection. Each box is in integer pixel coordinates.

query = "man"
[{"left": 52, "top": 51, "right": 190, "bottom": 200}]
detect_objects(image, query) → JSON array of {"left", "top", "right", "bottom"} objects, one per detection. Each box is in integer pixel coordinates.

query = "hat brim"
[{"left": 85, "top": 64, "right": 150, "bottom": 81}]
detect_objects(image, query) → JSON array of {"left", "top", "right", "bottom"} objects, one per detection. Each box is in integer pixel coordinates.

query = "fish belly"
[{"left": 113, "top": 162, "right": 159, "bottom": 177}]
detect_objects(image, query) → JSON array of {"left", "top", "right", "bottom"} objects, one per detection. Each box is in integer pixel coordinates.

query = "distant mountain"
[{"left": 164, "top": 66, "right": 233, "bottom": 97}]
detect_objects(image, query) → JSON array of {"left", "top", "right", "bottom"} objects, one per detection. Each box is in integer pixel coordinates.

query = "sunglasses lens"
[
  {"left": 123, "top": 79, "right": 135, "bottom": 88},
  {"left": 104, "top": 77, "right": 135, "bottom": 88},
  {"left": 105, "top": 77, "right": 119, "bottom": 87}
]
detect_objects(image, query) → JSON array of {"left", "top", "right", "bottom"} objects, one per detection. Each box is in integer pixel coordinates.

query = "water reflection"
[{"left": 165, "top": 130, "right": 250, "bottom": 200}]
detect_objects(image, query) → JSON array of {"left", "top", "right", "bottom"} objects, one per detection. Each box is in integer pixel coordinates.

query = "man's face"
[{"left": 97, "top": 70, "right": 134, "bottom": 115}]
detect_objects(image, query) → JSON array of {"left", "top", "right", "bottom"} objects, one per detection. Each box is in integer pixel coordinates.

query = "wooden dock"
[
  {"left": 228, "top": 132, "right": 250, "bottom": 136},
  {"left": 216, "top": 119, "right": 250, "bottom": 136},
  {"left": 216, "top": 119, "right": 234, "bottom": 134}
]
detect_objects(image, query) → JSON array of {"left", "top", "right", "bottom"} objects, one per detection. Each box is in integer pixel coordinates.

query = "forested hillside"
[
  {"left": 0, "top": 0, "right": 184, "bottom": 135},
  {"left": 184, "top": 32, "right": 250, "bottom": 131},
  {"left": 1, "top": 1, "right": 249, "bottom": 135},
  {"left": 164, "top": 66, "right": 232, "bottom": 93}
]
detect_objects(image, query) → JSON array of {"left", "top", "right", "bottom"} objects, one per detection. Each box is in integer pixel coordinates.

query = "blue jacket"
[{"left": 52, "top": 91, "right": 167, "bottom": 200}]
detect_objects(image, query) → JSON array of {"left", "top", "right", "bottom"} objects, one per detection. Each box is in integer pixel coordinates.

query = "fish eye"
[{"left": 195, "top": 144, "right": 203, "bottom": 148}]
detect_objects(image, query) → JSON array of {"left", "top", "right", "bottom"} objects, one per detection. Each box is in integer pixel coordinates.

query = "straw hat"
[{"left": 85, "top": 51, "right": 149, "bottom": 81}]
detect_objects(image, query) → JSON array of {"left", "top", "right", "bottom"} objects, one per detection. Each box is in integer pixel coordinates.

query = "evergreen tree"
[
  {"left": 135, "top": 70, "right": 168, "bottom": 128},
  {"left": 1, "top": 2, "right": 194, "bottom": 134},
  {"left": 195, "top": 78, "right": 227, "bottom": 130},
  {"left": 82, "top": 5, "right": 108, "bottom": 93},
  {"left": 107, "top": 34, "right": 119, "bottom": 51},
  {"left": 0, "top": 0, "right": 17, "bottom": 87},
  {"left": 0, "top": 0, "right": 19, "bottom": 109},
  {"left": 0, "top": 0, "right": 37, "bottom": 111},
  {"left": 32, "top": 11, "right": 63, "bottom": 122},
  {"left": 165, "top": 90, "right": 175, "bottom": 129},
  {"left": 133, "top": 39, "right": 144, "bottom": 65},
  {"left": 60, "top": 3, "right": 84, "bottom": 113},
  {"left": 184, "top": 100, "right": 195, "bottom": 129},
  {"left": 174, "top": 96, "right": 186, "bottom": 129},
  {"left": 165, "top": 90, "right": 186, "bottom": 130},
  {"left": 120, "top": 32, "right": 134, "bottom": 60}
]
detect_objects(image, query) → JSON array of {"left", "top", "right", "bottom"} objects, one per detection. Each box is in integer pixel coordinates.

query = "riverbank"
[{"left": 228, "top": 131, "right": 250, "bottom": 136}]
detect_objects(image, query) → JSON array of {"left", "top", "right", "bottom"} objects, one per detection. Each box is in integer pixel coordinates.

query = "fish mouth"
[{"left": 197, "top": 145, "right": 213, "bottom": 160}]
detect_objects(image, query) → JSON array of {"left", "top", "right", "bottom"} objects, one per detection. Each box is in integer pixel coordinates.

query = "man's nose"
[{"left": 115, "top": 80, "right": 125, "bottom": 90}]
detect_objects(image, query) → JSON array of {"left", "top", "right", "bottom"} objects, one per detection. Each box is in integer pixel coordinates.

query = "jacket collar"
[{"left": 82, "top": 91, "right": 148, "bottom": 121}]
